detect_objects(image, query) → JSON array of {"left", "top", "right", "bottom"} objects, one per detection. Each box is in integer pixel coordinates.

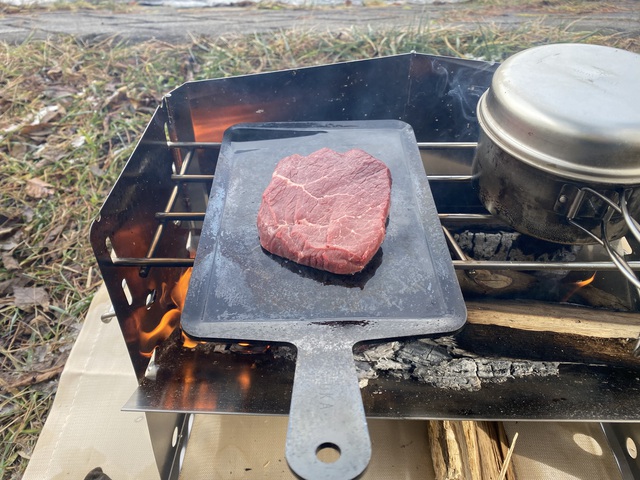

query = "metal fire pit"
[{"left": 90, "top": 53, "right": 640, "bottom": 479}]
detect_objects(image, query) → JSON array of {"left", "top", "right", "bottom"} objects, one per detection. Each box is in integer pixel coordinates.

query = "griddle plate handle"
[{"left": 285, "top": 337, "right": 371, "bottom": 480}]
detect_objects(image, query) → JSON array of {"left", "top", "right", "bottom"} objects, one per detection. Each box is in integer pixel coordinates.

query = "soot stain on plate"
[
  {"left": 310, "top": 319, "right": 371, "bottom": 327},
  {"left": 261, "top": 246, "right": 383, "bottom": 290}
]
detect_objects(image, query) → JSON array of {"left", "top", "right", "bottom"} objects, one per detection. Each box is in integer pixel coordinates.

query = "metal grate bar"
[
  {"left": 118, "top": 144, "right": 640, "bottom": 273},
  {"left": 166, "top": 141, "right": 478, "bottom": 150},
  {"left": 453, "top": 260, "right": 640, "bottom": 271},
  {"left": 171, "top": 174, "right": 215, "bottom": 182},
  {"left": 113, "top": 258, "right": 196, "bottom": 267},
  {"left": 166, "top": 174, "right": 475, "bottom": 184},
  {"left": 151, "top": 211, "right": 498, "bottom": 225},
  {"left": 155, "top": 212, "right": 206, "bottom": 221},
  {"left": 138, "top": 150, "right": 195, "bottom": 277},
  {"left": 110, "top": 256, "right": 640, "bottom": 270}
]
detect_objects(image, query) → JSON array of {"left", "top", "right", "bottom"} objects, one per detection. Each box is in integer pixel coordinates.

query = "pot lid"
[{"left": 477, "top": 43, "right": 640, "bottom": 185}]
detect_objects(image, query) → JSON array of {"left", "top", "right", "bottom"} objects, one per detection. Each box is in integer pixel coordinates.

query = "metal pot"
[{"left": 472, "top": 43, "right": 640, "bottom": 245}]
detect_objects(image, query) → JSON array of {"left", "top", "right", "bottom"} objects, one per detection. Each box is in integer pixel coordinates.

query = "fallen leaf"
[
  {"left": 103, "top": 87, "right": 129, "bottom": 111},
  {"left": 0, "top": 230, "right": 23, "bottom": 251},
  {"left": 0, "top": 279, "right": 13, "bottom": 296},
  {"left": 43, "top": 223, "right": 65, "bottom": 245},
  {"left": 43, "top": 85, "right": 79, "bottom": 100},
  {"left": 1, "top": 252, "right": 20, "bottom": 271},
  {"left": 0, "top": 225, "right": 19, "bottom": 239},
  {"left": 16, "top": 105, "right": 65, "bottom": 139},
  {"left": 10, "top": 142, "right": 28, "bottom": 158},
  {"left": 26, "top": 178, "right": 55, "bottom": 198},
  {"left": 46, "top": 66, "right": 63, "bottom": 80},
  {"left": 22, "top": 207, "right": 34, "bottom": 223},
  {"left": 90, "top": 164, "right": 104, "bottom": 177},
  {"left": 17, "top": 450, "right": 31, "bottom": 460},
  {"left": 35, "top": 105, "right": 64, "bottom": 125},
  {"left": 1, "top": 120, "right": 28, "bottom": 135},
  {"left": 71, "top": 135, "right": 85, "bottom": 148},
  {"left": 12, "top": 286, "right": 50, "bottom": 308},
  {"left": 20, "top": 123, "right": 55, "bottom": 137},
  {"left": 33, "top": 144, "right": 66, "bottom": 168}
]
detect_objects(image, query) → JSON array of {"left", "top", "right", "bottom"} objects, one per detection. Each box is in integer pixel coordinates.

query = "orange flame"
[
  {"left": 181, "top": 331, "right": 200, "bottom": 349},
  {"left": 562, "top": 272, "right": 596, "bottom": 302},
  {"left": 168, "top": 267, "right": 207, "bottom": 349},
  {"left": 169, "top": 267, "right": 192, "bottom": 311},
  {"left": 139, "top": 264, "right": 268, "bottom": 357},
  {"left": 575, "top": 273, "right": 597, "bottom": 288},
  {"left": 140, "top": 309, "right": 181, "bottom": 358},
  {"left": 190, "top": 103, "right": 280, "bottom": 142},
  {"left": 139, "top": 267, "right": 205, "bottom": 357}
]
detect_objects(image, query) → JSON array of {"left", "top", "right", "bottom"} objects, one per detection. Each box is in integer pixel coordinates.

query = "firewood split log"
[{"left": 428, "top": 421, "right": 516, "bottom": 480}]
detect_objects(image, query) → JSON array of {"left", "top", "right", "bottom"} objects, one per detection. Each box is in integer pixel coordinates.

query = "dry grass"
[
  {"left": 474, "top": 0, "right": 626, "bottom": 12},
  {"left": 0, "top": 10, "right": 638, "bottom": 478},
  {"left": 0, "top": 0, "right": 137, "bottom": 14}
]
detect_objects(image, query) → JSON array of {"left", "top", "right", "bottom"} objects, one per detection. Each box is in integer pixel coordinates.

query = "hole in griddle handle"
[{"left": 316, "top": 442, "right": 341, "bottom": 463}]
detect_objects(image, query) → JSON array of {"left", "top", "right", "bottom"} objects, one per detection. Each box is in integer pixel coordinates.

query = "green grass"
[{"left": 1, "top": 14, "right": 639, "bottom": 478}]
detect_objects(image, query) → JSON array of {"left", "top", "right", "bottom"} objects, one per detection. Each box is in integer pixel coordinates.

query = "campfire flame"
[
  {"left": 138, "top": 265, "right": 268, "bottom": 357},
  {"left": 139, "top": 267, "right": 203, "bottom": 357},
  {"left": 191, "top": 103, "right": 280, "bottom": 142},
  {"left": 562, "top": 272, "right": 596, "bottom": 302},
  {"left": 181, "top": 332, "right": 200, "bottom": 349}
]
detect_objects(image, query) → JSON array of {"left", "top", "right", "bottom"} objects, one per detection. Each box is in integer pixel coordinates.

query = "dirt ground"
[{"left": 0, "top": 0, "right": 639, "bottom": 43}]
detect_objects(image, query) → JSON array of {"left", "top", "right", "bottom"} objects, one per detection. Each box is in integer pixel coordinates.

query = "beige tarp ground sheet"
[
  {"left": 23, "top": 286, "right": 159, "bottom": 480},
  {"left": 181, "top": 415, "right": 434, "bottom": 479},
  {"left": 24, "top": 285, "right": 623, "bottom": 479},
  {"left": 504, "top": 422, "right": 622, "bottom": 480}
]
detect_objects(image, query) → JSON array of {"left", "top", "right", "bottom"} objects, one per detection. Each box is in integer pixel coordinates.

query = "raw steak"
[{"left": 257, "top": 147, "right": 392, "bottom": 275}]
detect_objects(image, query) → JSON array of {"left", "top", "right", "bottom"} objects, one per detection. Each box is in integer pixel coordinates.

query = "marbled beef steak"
[{"left": 257, "top": 147, "right": 392, "bottom": 274}]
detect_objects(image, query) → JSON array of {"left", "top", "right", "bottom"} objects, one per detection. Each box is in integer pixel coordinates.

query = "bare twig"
[
  {"left": 498, "top": 431, "right": 519, "bottom": 480},
  {"left": 0, "top": 363, "right": 65, "bottom": 391}
]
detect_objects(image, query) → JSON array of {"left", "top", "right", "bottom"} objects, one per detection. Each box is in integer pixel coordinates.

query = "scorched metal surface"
[{"left": 181, "top": 120, "right": 466, "bottom": 479}]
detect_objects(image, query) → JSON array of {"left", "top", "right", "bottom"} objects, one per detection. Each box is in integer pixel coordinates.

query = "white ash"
[
  {"left": 395, "top": 339, "right": 451, "bottom": 366},
  {"left": 414, "top": 358, "right": 482, "bottom": 391},
  {"left": 355, "top": 360, "right": 377, "bottom": 379},
  {"left": 354, "top": 341, "right": 409, "bottom": 380},
  {"left": 356, "top": 361, "right": 376, "bottom": 389},
  {"left": 355, "top": 338, "right": 560, "bottom": 392},
  {"left": 475, "top": 359, "right": 512, "bottom": 379},
  {"left": 361, "top": 341, "right": 401, "bottom": 362}
]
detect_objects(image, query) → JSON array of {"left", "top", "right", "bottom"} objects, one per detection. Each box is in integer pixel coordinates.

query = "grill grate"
[
  {"left": 108, "top": 140, "right": 640, "bottom": 274},
  {"left": 88, "top": 53, "right": 640, "bottom": 480}
]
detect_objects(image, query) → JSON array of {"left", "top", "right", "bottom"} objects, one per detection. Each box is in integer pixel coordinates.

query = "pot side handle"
[{"left": 569, "top": 187, "right": 640, "bottom": 291}]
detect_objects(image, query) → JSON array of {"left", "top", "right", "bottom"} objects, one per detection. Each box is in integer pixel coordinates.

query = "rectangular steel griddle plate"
[{"left": 181, "top": 120, "right": 466, "bottom": 479}]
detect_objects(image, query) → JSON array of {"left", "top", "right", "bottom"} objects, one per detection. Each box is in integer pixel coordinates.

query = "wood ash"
[
  {"left": 454, "top": 230, "right": 580, "bottom": 264},
  {"left": 353, "top": 337, "right": 559, "bottom": 392}
]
